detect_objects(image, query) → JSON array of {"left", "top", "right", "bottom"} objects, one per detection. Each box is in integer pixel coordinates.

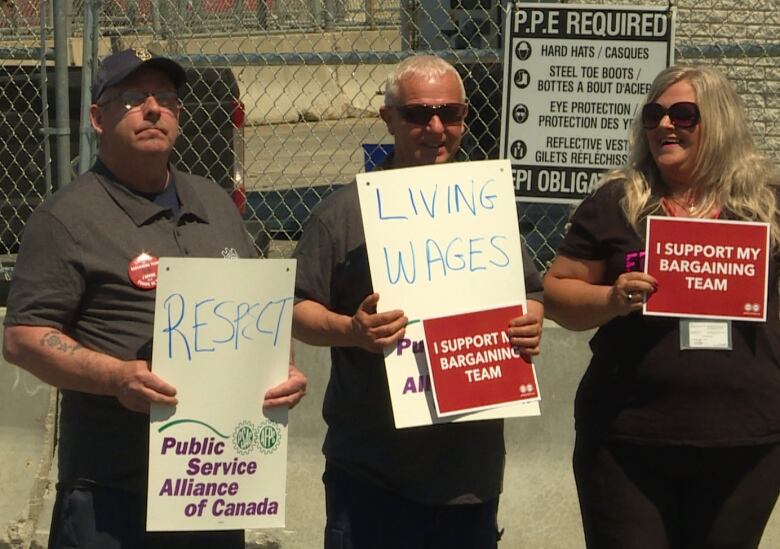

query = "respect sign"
[
  {"left": 644, "top": 217, "right": 769, "bottom": 321},
  {"left": 148, "top": 258, "right": 295, "bottom": 531}
]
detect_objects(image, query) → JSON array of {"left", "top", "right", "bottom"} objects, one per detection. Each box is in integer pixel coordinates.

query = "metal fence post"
[
  {"left": 401, "top": 0, "right": 418, "bottom": 50},
  {"left": 233, "top": 0, "right": 244, "bottom": 30},
  {"left": 78, "top": 0, "right": 98, "bottom": 175},
  {"left": 323, "top": 0, "right": 334, "bottom": 30},
  {"left": 256, "top": 0, "right": 267, "bottom": 29},
  {"left": 52, "top": 0, "right": 71, "bottom": 189},
  {"left": 159, "top": 0, "right": 173, "bottom": 39},
  {"left": 151, "top": 0, "right": 162, "bottom": 37},
  {"left": 39, "top": 0, "right": 53, "bottom": 196},
  {"left": 366, "top": 0, "right": 376, "bottom": 30},
  {"left": 308, "top": 0, "right": 320, "bottom": 28},
  {"left": 126, "top": 0, "right": 139, "bottom": 26}
]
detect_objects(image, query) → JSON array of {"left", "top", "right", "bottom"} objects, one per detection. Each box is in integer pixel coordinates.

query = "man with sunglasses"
[
  {"left": 3, "top": 48, "right": 306, "bottom": 548},
  {"left": 292, "top": 55, "right": 544, "bottom": 548}
]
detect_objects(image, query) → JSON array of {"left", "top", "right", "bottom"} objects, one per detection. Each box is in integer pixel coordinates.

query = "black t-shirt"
[
  {"left": 559, "top": 180, "right": 780, "bottom": 446},
  {"left": 294, "top": 173, "right": 544, "bottom": 505}
]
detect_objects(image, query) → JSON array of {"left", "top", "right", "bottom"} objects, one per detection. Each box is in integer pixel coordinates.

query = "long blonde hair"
[{"left": 602, "top": 64, "right": 780, "bottom": 246}]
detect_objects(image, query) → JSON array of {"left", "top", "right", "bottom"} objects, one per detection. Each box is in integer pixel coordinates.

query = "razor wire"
[{"left": 0, "top": 0, "right": 777, "bottom": 273}]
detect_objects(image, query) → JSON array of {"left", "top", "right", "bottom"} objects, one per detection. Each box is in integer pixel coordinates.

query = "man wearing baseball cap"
[{"left": 3, "top": 48, "right": 306, "bottom": 548}]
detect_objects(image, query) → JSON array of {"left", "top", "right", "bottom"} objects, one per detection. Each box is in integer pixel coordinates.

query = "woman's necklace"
[
  {"left": 661, "top": 194, "right": 721, "bottom": 219},
  {"left": 667, "top": 195, "right": 696, "bottom": 213}
]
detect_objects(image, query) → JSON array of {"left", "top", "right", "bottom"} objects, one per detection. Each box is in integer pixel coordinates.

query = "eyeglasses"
[
  {"left": 99, "top": 90, "right": 181, "bottom": 112},
  {"left": 641, "top": 101, "right": 700, "bottom": 130},
  {"left": 395, "top": 103, "right": 468, "bottom": 126}
]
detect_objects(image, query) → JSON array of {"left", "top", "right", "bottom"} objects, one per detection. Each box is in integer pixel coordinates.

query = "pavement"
[{"left": 244, "top": 118, "right": 389, "bottom": 192}]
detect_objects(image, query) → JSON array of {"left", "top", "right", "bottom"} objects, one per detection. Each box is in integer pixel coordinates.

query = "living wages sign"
[
  {"left": 148, "top": 258, "right": 295, "bottom": 531},
  {"left": 644, "top": 217, "right": 769, "bottom": 321},
  {"left": 357, "top": 159, "right": 540, "bottom": 429}
]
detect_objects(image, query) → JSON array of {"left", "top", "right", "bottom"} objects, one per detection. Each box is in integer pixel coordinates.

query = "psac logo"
[
  {"left": 221, "top": 247, "right": 239, "bottom": 259},
  {"left": 232, "top": 420, "right": 282, "bottom": 455}
]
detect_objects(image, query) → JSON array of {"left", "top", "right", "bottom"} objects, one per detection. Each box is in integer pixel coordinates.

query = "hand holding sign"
[
  {"left": 507, "top": 304, "right": 543, "bottom": 358},
  {"left": 262, "top": 364, "right": 307, "bottom": 410},
  {"left": 609, "top": 272, "right": 658, "bottom": 315},
  {"left": 351, "top": 293, "right": 408, "bottom": 354},
  {"left": 114, "top": 359, "right": 177, "bottom": 414}
]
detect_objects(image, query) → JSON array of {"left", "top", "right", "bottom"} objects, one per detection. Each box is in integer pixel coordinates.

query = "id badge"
[{"left": 679, "top": 319, "right": 732, "bottom": 351}]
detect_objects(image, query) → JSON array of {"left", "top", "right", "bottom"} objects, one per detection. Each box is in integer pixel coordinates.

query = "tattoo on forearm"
[{"left": 40, "top": 331, "right": 83, "bottom": 355}]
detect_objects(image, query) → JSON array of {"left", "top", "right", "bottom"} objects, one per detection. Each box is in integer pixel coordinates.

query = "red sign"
[
  {"left": 422, "top": 305, "right": 539, "bottom": 417},
  {"left": 644, "top": 217, "right": 769, "bottom": 321}
]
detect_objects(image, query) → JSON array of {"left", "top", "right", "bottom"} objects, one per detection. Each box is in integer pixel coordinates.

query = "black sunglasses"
[
  {"left": 641, "top": 101, "right": 700, "bottom": 130},
  {"left": 99, "top": 90, "right": 181, "bottom": 111},
  {"left": 395, "top": 103, "right": 468, "bottom": 126}
]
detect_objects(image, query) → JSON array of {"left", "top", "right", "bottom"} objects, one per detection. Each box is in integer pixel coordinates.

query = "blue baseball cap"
[{"left": 91, "top": 47, "right": 187, "bottom": 103}]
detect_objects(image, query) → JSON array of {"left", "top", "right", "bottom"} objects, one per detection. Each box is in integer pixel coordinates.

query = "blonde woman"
[{"left": 544, "top": 65, "right": 780, "bottom": 549}]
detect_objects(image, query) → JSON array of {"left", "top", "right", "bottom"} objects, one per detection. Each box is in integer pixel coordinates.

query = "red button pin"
[{"left": 128, "top": 252, "right": 159, "bottom": 290}]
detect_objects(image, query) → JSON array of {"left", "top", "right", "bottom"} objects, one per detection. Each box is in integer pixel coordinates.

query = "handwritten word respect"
[{"left": 161, "top": 294, "right": 293, "bottom": 360}]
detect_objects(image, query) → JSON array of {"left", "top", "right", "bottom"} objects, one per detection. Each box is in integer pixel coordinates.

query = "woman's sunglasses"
[
  {"left": 395, "top": 103, "right": 468, "bottom": 126},
  {"left": 641, "top": 101, "right": 700, "bottom": 130}
]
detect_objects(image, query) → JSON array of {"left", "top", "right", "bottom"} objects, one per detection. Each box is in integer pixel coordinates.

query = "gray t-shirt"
[
  {"left": 5, "top": 161, "right": 256, "bottom": 493},
  {"left": 294, "top": 176, "right": 543, "bottom": 505}
]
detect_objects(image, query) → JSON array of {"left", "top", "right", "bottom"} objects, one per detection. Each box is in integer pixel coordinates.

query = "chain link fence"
[
  {"left": 0, "top": 0, "right": 777, "bottom": 274},
  {"left": 0, "top": 0, "right": 400, "bottom": 34}
]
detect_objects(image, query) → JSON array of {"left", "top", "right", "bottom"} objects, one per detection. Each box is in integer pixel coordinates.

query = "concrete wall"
[
  {"left": 0, "top": 31, "right": 400, "bottom": 126},
  {"left": 210, "top": 31, "right": 400, "bottom": 125},
  {"left": 3, "top": 318, "right": 780, "bottom": 548},
  {"left": 0, "top": 329, "right": 55, "bottom": 549}
]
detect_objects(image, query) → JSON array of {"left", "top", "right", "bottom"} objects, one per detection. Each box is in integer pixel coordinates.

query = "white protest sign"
[
  {"left": 500, "top": 3, "right": 675, "bottom": 203},
  {"left": 356, "top": 159, "right": 540, "bottom": 428},
  {"left": 147, "top": 258, "right": 295, "bottom": 531}
]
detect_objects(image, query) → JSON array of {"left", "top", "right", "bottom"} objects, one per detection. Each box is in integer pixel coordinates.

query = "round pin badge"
[{"left": 128, "top": 252, "right": 159, "bottom": 290}]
